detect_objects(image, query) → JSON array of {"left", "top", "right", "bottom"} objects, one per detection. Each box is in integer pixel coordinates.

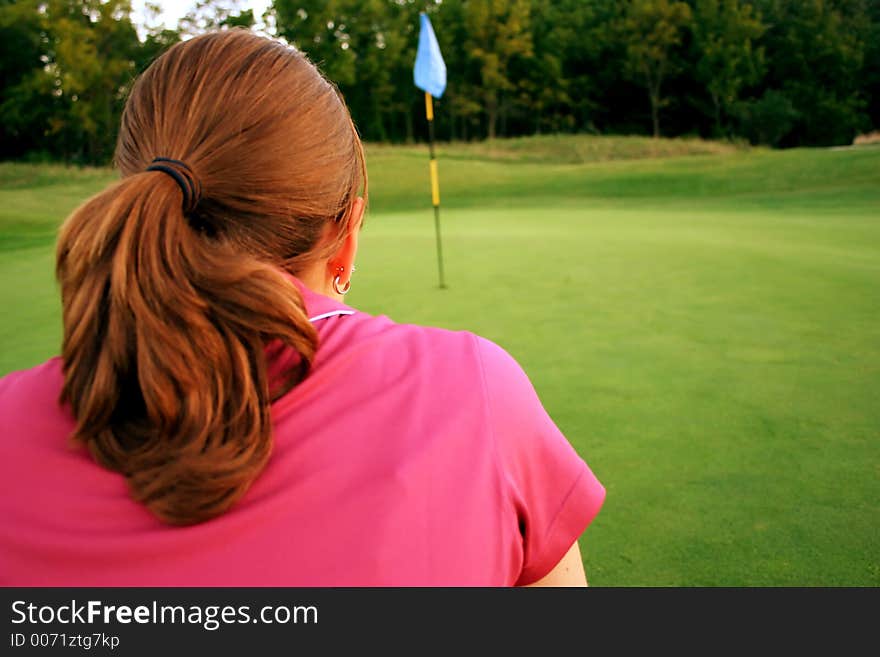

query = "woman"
[{"left": 0, "top": 30, "right": 604, "bottom": 586}]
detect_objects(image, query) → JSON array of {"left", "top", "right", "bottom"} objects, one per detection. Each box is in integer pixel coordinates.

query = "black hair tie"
[{"left": 146, "top": 157, "right": 202, "bottom": 215}]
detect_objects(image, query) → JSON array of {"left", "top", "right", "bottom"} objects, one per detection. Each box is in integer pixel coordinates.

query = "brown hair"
[{"left": 55, "top": 29, "right": 366, "bottom": 526}]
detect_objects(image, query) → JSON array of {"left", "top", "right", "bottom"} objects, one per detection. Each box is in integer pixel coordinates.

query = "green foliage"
[
  {"left": 0, "top": 0, "right": 47, "bottom": 158},
  {"left": 865, "top": 0, "right": 880, "bottom": 127},
  {"left": 620, "top": 0, "right": 693, "bottom": 137},
  {"left": 463, "top": 0, "right": 533, "bottom": 139},
  {"left": 0, "top": 0, "right": 178, "bottom": 164},
  {"left": 734, "top": 89, "right": 800, "bottom": 147},
  {"left": 748, "top": 0, "right": 870, "bottom": 146},
  {"left": 0, "top": 0, "right": 878, "bottom": 160},
  {"left": 272, "top": 0, "right": 423, "bottom": 142},
  {"left": 691, "top": 0, "right": 765, "bottom": 136},
  {"left": 179, "top": 0, "right": 255, "bottom": 36}
]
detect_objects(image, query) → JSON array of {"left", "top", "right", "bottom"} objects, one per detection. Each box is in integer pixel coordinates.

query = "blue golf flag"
[{"left": 414, "top": 13, "right": 446, "bottom": 98}]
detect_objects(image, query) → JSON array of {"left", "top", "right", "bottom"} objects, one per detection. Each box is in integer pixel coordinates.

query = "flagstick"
[{"left": 425, "top": 91, "right": 447, "bottom": 289}]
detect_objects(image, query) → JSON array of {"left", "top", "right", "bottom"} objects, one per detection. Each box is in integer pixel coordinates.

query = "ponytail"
[
  {"left": 56, "top": 30, "right": 365, "bottom": 525},
  {"left": 57, "top": 170, "right": 318, "bottom": 525}
]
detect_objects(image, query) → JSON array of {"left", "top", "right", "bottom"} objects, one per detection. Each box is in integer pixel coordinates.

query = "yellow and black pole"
[
  {"left": 415, "top": 11, "right": 447, "bottom": 289},
  {"left": 424, "top": 91, "right": 446, "bottom": 289}
]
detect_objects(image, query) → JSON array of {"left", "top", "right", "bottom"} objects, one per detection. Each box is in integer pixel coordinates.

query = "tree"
[
  {"left": 733, "top": 88, "right": 799, "bottom": 146},
  {"left": 46, "top": 0, "right": 142, "bottom": 162},
  {"left": 1, "top": 0, "right": 142, "bottom": 163},
  {"left": 271, "top": 0, "right": 422, "bottom": 143},
  {"left": 332, "top": 0, "right": 421, "bottom": 142},
  {"left": 748, "top": 0, "right": 869, "bottom": 146},
  {"left": 0, "top": 0, "right": 52, "bottom": 158},
  {"left": 429, "top": 0, "right": 481, "bottom": 141},
  {"left": 1, "top": 0, "right": 878, "bottom": 159},
  {"left": 864, "top": 0, "right": 880, "bottom": 130},
  {"left": 519, "top": 0, "right": 583, "bottom": 135},
  {"left": 690, "top": 0, "right": 765, "bottom": 136},
  {"left": 271, "top": 1, "right": 357, "bottom": 87},
  {"left": 620, "top": 0, "right": 693, "bottom": 137},
  {"left": 463, "top": 0, "right": 534, "bottom": 139},
  {"left": 179, "top": 0, "right": 255, "bottom": 36}
]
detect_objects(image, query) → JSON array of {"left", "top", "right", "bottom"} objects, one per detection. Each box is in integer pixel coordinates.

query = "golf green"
[{"left": 2, "top": 139, "right": 878, "bottom": 585}]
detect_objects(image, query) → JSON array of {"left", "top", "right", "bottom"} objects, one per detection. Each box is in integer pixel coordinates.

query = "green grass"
[
  {"left": 371, "top": 132, "right": 749, "bottom": 165},
  {"left": 1, "top": 136, "right": 878, "bottom": 586}
]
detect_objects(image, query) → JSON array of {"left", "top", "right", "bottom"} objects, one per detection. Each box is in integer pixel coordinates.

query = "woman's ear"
[{"left": 326, "top": 196, "right": 365, "bottom": 289}]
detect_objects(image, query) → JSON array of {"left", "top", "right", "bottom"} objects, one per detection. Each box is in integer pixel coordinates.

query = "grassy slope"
[{"left": 1, "top": 136, "right": 878, "bottom": 585}]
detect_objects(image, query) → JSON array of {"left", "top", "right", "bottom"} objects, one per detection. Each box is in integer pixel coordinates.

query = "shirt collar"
[
  {"left": 283, "top": 272, "right": 357, "bottom": 323},
  {"left": 266, "top": 273, "right": 356, "bottom": 394}
]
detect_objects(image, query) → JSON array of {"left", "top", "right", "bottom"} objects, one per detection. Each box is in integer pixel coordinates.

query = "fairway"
[{"left": 1, "top": 138, "right": 878, "bottom": 585}]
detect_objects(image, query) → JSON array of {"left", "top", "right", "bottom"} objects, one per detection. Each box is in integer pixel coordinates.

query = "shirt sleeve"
[{"left": 475, "top": 336, "right": 606, "bottom": 586}]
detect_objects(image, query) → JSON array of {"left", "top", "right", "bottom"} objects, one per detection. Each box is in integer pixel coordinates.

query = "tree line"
[{"left": 1, "top": 0, "right": 878, "bottom": 164}]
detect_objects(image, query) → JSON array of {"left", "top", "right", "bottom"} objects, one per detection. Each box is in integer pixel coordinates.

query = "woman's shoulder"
[
  {"left": 0, "top": 357, "right": 64, "bottom": 401},
  {"left": 346, "top": 311, "right": 541, "bottom": 410},
  {"left": 345, "top": 309, "right": 514, "bottom": 371},
  {"left": 0, "top": 357, "right": 67, "bottom": 445}
]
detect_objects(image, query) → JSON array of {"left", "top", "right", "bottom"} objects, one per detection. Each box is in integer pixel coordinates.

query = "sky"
[{"left": 130, "top": 1, "right": 273, "bottom": 33}]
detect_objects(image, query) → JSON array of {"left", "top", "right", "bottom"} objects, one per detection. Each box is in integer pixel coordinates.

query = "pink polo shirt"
[{"left": 0, "top": 279, "right": 605, "bottom": 586}]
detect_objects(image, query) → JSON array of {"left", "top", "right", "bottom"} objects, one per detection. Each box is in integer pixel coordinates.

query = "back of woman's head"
[{"left": 56, "top": 29, "right": 366, "bottom": 525}]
